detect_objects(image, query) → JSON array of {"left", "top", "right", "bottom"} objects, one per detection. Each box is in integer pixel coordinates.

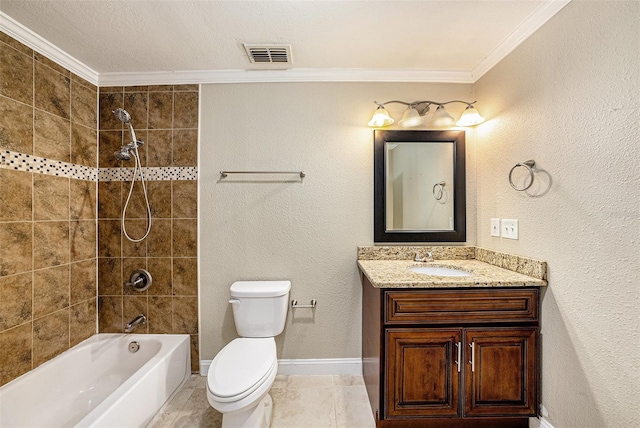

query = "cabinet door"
[
  {"left": 464, "top": 328, "right": 537, "bottom": 417},
  {"left": 386, "top": 329, "right": 461, "bottom": 418}
]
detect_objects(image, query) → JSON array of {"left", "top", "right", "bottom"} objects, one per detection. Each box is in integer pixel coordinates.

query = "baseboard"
[
  {"left": 529, "top": 417, "right": 555, "bottom": 428},
  {"left": 199, "top": 358, "right": 362, "bottom": 376}
]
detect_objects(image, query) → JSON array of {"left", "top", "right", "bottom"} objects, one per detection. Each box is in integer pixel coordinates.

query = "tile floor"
[{"left": 149, "top": 374, "right": 376, "bottom": 428}]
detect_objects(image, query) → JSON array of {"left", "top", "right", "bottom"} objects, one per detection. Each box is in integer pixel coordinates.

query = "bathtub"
[{"left": 0, "top": 333, "right": 190, "bottom": 428}]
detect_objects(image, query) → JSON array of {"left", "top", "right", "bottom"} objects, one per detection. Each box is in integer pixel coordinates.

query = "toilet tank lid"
[{"left": 230, "top": 280, "right": 291, "bottom": 297}]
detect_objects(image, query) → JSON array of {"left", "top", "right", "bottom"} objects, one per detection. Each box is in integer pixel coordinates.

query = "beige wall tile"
[
  {"left": 34, "top": 52, "right": 70, "bottom": 77},
  {"left": 149, "top": 92, "right": 173, "bottom": 129},
  {"left": 189, "top": 335, "right": 199, "bottom": 373},
  {"left": 99, "top": 92, "right": 124, "bottom": 130},
  {"left": 147, "top": 130, "right": 172, "bottom": 166},
  {"left": 148, "top": 257, "right": 172, "bottom": 296},
  {"left": 34, "top": 221, "right": 70, "bottom": 268},
  {"left": 70, "top": 179, "right": 96, "bottom": 220},
  {"left": 148, "top": 296, "right": 172, "bottom": 333},
  {"left": 124, "top": 92, "right": 149, "bottom": 130},
  {"left": 0, "top": 273, "right": 32, "bottom": 330},
  {"left": 34, "top": 61, "right": 70, "bottom": 119},
  {"left": 0, "top": 95, "right": 33, "bottom": 153},
  {"left": 172, "top": 181, "right": 197, "bottom": 218},
  {"left": 148, "top": 85, "right": 173, "bottom": 92},
  {"left": 71, "top": 81, "right": 97, "bottom": 129},
  {"left": 0, "top": 222, "right": 32, "bottom": 276},
  {"left": 121, "top": 181, "right": 150, "bottom": 219},
  {"left": 173, "top": 258, "right": 197, "bottom": 296},
  {"left": 33, "top": 264, "right": 70, "bottom": 318},
  {"left": 0, "top": 42, "right": 33, "bottom": 105},
  {"left": 98, "top": 296, "right": 122, "bottom": 332},
  {"left": 148, "top": 219, "right": 172, "bottom": 257},
  {"left": 0, "top": 323, "right": 33, "bottom": 387},
  {"left": 174, "top": 84, "right": 198, "bottom": 92},
  {"left": 33, "top": 174, "right": 70, "bottom": 221},
  {"left": 100, "top": 86, "right": 123, "bottom": 94},
  {"left": 33, "top": 308, "right": 70, "bottom": 367},
  {"left": 98, "top": 219, "right": 121, "bottom": 258},
  {"left": 70, "top": 298, "right": 96, "bottom": 347},
  {"left": 71, "top": 124, "right": 97, "bottom": 167},
  {"left": 124, "top": 86, "right": 149, "bottom": 92},
  {"left": 0, "top": 33, "right": 33, "bottom": 56},
  {"left": 70, "top": 259, "right": 97, "bottom": 304},
  {"left": 172, "top": 129, "right": 198, "bottom": 166},
  {"left": 71, "top": 73, "right": 97, "bottom": 92},
  {"left": 172, "top": 219, "right": 197, "bottom": 257},
  {"left": 0, "top": 169, "right": 32, "bottom": 221},
  {"left": 147, "top": 181, "right": 172, "bottom": 218},
  {"left": 173, "top": 92, "right": 199, "bottom": 129},
  {"left": 70, "top": 220, "right": 96, "bottom": 261},
  {"left": 98, "top": 130, "right": 123, "bottom": 168},
  {"left": 98, "top": 181, "right": 122, "bottom": 219},
  {"left": 122, "top": 220, "right": 148, "bottom": 257},
  {"left": 98, "top": 257, "right": 122, "bottom": 295},
  {"left": 173, "top": 297, "right": 198, "bottom": 334},
  {"left": 33, "top": 109, "right": 71, "bottom": 161}
]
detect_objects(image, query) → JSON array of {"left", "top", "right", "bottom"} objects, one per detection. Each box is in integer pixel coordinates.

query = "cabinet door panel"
[
  {"left": 464, "top": 328, "right": 537, "bottom": 417},
  {"left": 386, "top": 329, "right": 461, "bottom": 418}
]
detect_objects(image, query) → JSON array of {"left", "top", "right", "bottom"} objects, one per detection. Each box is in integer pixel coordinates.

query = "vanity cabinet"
[{"left": 362, "top": 277, "right": 539, "bottom": 428}]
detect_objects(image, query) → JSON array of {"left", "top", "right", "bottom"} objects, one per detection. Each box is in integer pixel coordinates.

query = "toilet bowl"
[
  {"left": 207, "top": 338, "right": 277, "bottom": 427},
  {"left": 206, "top": 280, "right": 290, "bottom": 428}
]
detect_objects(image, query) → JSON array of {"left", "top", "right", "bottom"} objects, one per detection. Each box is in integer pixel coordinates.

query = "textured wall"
[
  {"left": 199, "top": 82, "right": 475, "bottom": 360},
  {"left": 0, "top": 32, "right": 97, "bottom": 386},
  {"left": 473, "top": 1, "right": 640, "bottom": 427},
  {"left": 96, "top": 85, "right": 200, "bottom": 371}
]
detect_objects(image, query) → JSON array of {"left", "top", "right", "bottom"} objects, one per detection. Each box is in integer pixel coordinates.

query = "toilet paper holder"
[{"left": 291, "top": 299, "right": 317, "bottom": 309}]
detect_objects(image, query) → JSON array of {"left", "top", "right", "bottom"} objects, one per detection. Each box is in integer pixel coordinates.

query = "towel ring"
[
  {"left": 432, "top": 181, "right": 446, "bottom": 200},
  {"left": 509, "top": 160, "right": 535, "bottom": 191}
]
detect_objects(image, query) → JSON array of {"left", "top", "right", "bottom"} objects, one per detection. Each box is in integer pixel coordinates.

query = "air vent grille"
[{"left": 243, "top": 44, "right": 292, "bottom": 65}]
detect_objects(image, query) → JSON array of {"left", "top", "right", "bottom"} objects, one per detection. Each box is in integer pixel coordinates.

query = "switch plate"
[
  {"left": 501, "top": 219, "right": 519, "bottom": 239},
  {"left": 491, "top": 218, "right": 501, "bottom": 237}
]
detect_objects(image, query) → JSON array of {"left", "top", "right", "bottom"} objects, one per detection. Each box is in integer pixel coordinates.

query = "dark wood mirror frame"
[{"left": 374, "top": 130, "right": 466, "bottom": 242}]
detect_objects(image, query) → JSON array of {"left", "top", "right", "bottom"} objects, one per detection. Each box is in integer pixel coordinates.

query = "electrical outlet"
[
  {"left": 501, "top": 219, "right": 519, "bottom": 239},
  {"left": 491, "top": 218, "right": 501, "bottom": 237}
]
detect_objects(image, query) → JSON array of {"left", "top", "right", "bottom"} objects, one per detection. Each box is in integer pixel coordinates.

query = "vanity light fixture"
[{"left": 368, "top": 100, "right": 484, "bottom": 128}]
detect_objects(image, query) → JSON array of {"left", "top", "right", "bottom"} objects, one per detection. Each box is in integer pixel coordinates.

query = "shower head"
[
  {"left": 113, "top": 108, "right": 132, "bottom": 124},
  {"left": 112, "top": 108, "right": 138, "bottom": 146},
  {"left": 114, "top": 149, "right": 132, "bottom": 161}
]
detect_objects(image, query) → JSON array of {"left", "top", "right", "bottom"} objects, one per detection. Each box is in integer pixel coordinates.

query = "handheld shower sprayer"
[{"left": 111, "top": 109, "right": 152, "bottom": 243}]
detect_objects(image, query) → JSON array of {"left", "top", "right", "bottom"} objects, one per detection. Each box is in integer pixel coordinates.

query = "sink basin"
[{"left": 409, "top": 266, "right": 473, "bottom": 277}]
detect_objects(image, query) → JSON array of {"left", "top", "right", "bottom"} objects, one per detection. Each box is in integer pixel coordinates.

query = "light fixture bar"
[{"left": 369, "top": 100, "right": 484, "bottom": 128}]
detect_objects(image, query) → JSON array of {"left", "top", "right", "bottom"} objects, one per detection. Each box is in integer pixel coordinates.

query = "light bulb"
[
  {"left": 399, "top": 106, "right": 423, "bottom": 128},
  {"left": 368, "top": 106, "right": 394, "bottom": 127},
  {"left": 456, "top": 105, "right": 485, "bottom": 126}
]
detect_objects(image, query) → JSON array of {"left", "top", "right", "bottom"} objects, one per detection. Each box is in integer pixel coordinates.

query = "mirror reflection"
[
  {"left": 386, "top": 142, "right": 454, "bottom": 231},
  {"left": 374, "top": 130, "right": 466, "bottom": 242}
]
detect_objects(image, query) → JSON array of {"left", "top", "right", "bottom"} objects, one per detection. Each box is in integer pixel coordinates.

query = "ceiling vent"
[{"left": 243, "top": 44, "right": 292, "bottom": 68}]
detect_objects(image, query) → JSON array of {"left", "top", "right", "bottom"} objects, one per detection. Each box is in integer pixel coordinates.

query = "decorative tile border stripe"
[
  {"left": 1, "top": 149, "right": 198, "bottom": 181},
  {"left": 98, "top": 167, "right": 198, "bottom": 181},
  {"left": 1, "top": 149, "right": 97, "bottom": 181}
]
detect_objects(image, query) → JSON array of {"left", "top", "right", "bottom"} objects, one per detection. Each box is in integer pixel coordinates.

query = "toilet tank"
[{"left": 229, "top": 281, "right": 291, "bottom": 337}]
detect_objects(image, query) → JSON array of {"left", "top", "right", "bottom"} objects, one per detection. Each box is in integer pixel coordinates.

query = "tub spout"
[{"left": 125, "top": 314, "right": 146, "bottom": 333}]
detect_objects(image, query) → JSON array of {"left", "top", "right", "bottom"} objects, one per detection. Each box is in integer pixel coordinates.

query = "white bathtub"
[{"left": 0, "top": 333, "right": 190, "bottom": 428}]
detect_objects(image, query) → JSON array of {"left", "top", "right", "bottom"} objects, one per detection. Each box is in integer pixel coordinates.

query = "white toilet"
[{"left": 206, "top": 280, "right": 291, "bottom": 428}]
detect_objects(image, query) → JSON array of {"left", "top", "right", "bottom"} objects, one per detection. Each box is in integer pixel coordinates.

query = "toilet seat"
[{"left": 207, "top": 338, "right": 277, "bottom": 403}]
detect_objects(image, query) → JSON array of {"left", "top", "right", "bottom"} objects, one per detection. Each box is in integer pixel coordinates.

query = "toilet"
[{"left": 206, "top": 280, "right": 291, "bottom": 428}]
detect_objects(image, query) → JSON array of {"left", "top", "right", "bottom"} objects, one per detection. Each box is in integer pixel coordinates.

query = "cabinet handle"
[
  {"left": 455, "top": 342, "right": 461, "bottom": 373},
  {"left": 469, "top": 342, "right": 475, "bottom": 372}
]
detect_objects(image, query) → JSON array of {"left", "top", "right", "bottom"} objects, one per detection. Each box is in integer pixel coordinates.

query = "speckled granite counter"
[{"left": 357, "top": 246, "right": 547, "bottom": 288}]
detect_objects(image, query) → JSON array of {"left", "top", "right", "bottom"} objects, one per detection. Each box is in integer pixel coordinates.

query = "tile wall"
[
  {"left": 97, "top": 85, "right": 199, "bottom": 371},
  {"left": 0, "top": 32, "right": 98, "bottom": 386}
]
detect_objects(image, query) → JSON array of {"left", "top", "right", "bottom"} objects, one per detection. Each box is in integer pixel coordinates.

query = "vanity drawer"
[{"left": 384, "top": 288, "right": 538, "bottom": 324}]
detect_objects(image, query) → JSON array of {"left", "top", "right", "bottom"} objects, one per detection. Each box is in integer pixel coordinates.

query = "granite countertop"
[{"left": 357, "top": 247, "right": 547, "bottom": 288}]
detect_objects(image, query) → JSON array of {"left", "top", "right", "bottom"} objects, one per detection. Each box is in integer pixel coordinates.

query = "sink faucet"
[
  {"left": 414, "top": 251, "right": 434, "bottom": 263},
  {"left": 125, "top": 314, "right": 146, "bottom": 333}
]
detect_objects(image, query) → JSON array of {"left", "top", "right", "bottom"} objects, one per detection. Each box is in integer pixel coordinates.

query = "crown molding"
[
  {"left": 0, "top": 11, "right": 99, "bottom": 85},
  {"left": 98, "top": 68, "right": 474, "bottom": 86},
  {"left": 471, "top": 0, "right": 572, "bottom": 81}
]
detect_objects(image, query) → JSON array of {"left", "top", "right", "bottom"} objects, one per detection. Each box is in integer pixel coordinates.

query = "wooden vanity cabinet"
[{"left": 362, "top": 276, "right": 540, "bottom": 428}]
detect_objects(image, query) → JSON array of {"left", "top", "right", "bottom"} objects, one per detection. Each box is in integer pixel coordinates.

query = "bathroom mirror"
[{"left": 374, "top": 130, "right": 466, "bottom": 242}]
